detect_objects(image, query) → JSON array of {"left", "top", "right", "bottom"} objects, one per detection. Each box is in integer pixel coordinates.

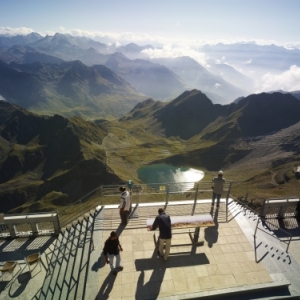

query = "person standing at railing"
[
  {"left": 119, "top": 186, "right": 131, "bottom": 225},
  {"left": 150, "top": 208, "right": 172, "bottom": 261},
  {"left": 103, "top": 231, "right": 123, "bottom": 275},
  {"left": 211, "top": 170, "right": 226, "bottom": 209}
]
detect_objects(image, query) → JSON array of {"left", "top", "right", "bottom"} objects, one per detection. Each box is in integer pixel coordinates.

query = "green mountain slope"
[
  {"left": 0, "top": 101, "right": 121, "bottom": 213},
  {"left": 0, "top": 60, "right": 146, "bottom": 119}
]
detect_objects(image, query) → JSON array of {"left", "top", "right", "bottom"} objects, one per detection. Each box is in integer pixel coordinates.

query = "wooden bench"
[{"left": 146, "top": 214, "right": 215, "bottom": 245}]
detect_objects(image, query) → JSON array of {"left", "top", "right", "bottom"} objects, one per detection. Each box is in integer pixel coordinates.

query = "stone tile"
[
  {"left": 121, "top": 251, "right": 133, "bottom": 262},
  {"left": 240, "top": 261, "right": 258, "bottom": 273},
  {"left": 120, "top": 283, "right": 136, "bottom": 298},
  {"left": 230, "top": 243, "right": 244, "bottom": 253},
  {"left": 210, "top": 244, "right": 223, "bottom": 254},
  {"left": 226, "top": 234, "right": 240, "bottom": 243},
  {"left": 235, "top": 252, "right": 250, "bottom": 262},
  {"left": 194, "top": 265, "right": 209, "bottom": 277},
  {"left": 170, "top": 267, "right": 186, "bottom": 279},
  {"left": 206, "top": 264, "right": 219, "bottom": 276},
  {"left": 133, "top": 250, "right": 145, "bottom": 260},
  {"left": 221, "top": 228, "right": 234, "bottom": 236},
  {"left": 220, "top": 244, "right": 233, "bottom": 253},
  {"left": 173, "top": 279, "right": 189, "bottom": 293},
  {"left": 160, "top": 279, "right": 175, "bottom": 294},
  {"left": 107, "top": 286, "right": 122, "bottom": 298},
  {"left": 162, "top": 268, "right": 173, "bottom": 280},
  {"left": 199, "top": 275, "right": 214, "bottom": 290},
  {"left": 217, "top": 263, "right": 232, "bottom": 275},
  {"left": 240, "top": 242, "right": 254, "bottom": 251},
  {"left": 224, "top": 252, "right": 237, "bottom": 263},
  {"left": 121, "top": 271, "right": 135, "bottom": 285},
  {"left": 212, "top": 253, "right": 226, "bottom": 264},
  {"left": 229, "top": 262, "right": 244, "bottom": 274},
  {"left": 246, "top": 271, "right": 264, "bottom": 285},
  {"left": 236, "top": 234, "right": 249, "bottom": 243},
  {"left": 122, "top": 260, "right": 136, "bottom": 272},
  {"left": 256, "top": 269, "right": 273, "bottom": 283},
  {"left": 215, "top": 235, "right": 228, "bottom": 244},
  {"left": 234, "top": 272, "right": 249, "bottom": 285},
  {"left": 210, "top": 274, "right": 228, "bottom": 289},
  {"left": 223, "top": 274, "right": 239, "bottom": 288}
]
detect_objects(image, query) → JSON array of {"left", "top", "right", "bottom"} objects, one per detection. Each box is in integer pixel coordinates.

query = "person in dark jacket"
[
  {"left": 150, "top": 208, "right": 172, "bottom": 261},
  {"left": 103, "top": 231, "right": 123, "bottom": 275}
]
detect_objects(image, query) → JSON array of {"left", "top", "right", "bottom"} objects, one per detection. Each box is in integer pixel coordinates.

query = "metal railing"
[
  {"left": 0, "top": 212, "right": 60, "bottom": 238},
  {"left": 254, "top": 217, "right": 293, "bottom": 263}
]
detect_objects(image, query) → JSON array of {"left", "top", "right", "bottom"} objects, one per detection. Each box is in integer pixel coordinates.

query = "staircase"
[{"left": 38, "top": 211, "right": 96, "bottom": 300}]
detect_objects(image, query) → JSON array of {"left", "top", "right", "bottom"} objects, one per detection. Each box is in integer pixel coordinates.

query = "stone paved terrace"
[{"left": 1, "top": 199, "right": 300, "bottom": 299}]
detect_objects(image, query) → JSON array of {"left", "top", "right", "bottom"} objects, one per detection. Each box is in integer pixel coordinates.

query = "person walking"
[
  {"left": 212, "top": 170, "right": 226, "bottom": 209},
  {"left": 103, "top": 231, "right": 123, "bottom": 275},
  {"left": 119, "top": 186, "right": 131, "bottom": 225},
  {"left": 150, "top": 208, "right": 172, "bottom": 261}
]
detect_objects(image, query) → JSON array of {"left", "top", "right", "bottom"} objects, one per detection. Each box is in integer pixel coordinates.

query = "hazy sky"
[
  {"left": 1, "top": 0, "right": 300, "bottom": 92},
  {"left": 1, "top": 0, "right": 300, "bottom": 47}
]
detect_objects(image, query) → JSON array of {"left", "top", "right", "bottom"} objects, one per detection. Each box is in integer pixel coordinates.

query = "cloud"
[
  {"left": 261, "top": 65, "right": 300, "bottom": 92},
  {"left": 0, "top": 26, "right": 34, "bottom": 36},
  {"left": 142, "top": 45, "right": 207, "bottom": 66}
]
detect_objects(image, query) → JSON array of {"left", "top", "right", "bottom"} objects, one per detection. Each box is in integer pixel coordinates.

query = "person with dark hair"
[
  {"left": 212, "top": 170, "right": 226, "bottom": 209},
  {"left": 150, "top": 208, "right": 172, "bottom": 261},
  {"left": 103, "top": 231, "right": 123, "bottom": 275},
  {"left": 119, "top": 186, "right": 131, "bottom": 225}
]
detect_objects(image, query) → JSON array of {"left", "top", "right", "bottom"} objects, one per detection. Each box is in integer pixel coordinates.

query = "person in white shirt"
[
  {"left": 119, "top": 186, "right": 131, "bottom": 225},
  {"left": 212, "top": 170, "right": 225, "bottom": 209}
]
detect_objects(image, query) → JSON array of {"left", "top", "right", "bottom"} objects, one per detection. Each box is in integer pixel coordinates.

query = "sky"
[
  {"left": 1, "top": 0, "right": 300, "bottom": 92},
  {"left": 1, "top": 0, "right": 300, "bottom": 47}
]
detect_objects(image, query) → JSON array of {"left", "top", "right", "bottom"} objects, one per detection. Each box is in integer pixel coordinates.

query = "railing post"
[
  {"left": 226, "top": 182, "right": 232, "bottom": 222},
  {"left": 30, "top": 222, "right": 39, "bottom": 235},
  {"left": 192, "top": 183, "right": 199, "bottom": 216},
  {"left": 165, "top": 184, "right": 170, "bottom": 208},
  {"left": 7, "top": 224, "right": 16, "bottom": 238},
  {"left": 54, "top": 211, "right": 61, "bottom": 235}
]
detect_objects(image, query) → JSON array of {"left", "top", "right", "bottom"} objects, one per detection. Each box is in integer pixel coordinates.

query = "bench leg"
[{"left": 189, "top": 227, "right": 204, "bottom": 246}]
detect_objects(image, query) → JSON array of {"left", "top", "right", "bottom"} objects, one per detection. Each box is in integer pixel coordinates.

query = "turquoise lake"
[{"left": 137, "top": 164, "right": 204, "bottom": 192}]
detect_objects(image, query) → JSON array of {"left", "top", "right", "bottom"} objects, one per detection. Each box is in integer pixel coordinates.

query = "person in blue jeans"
[
  {"left": 212, "top": 170, "right": 226, "bottom": 209},
  {"left": 103, "top": 231, "right": 123, "bottom": 275},
  {"left": 150, "top": 208, "right": 172, "bottom": 261}
]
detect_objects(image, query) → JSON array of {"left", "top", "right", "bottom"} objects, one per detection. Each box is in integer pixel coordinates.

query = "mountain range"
[
  {"left": 1, "top": 32, "right": 300, "bottom": 213},
  {"left": 0, "top": 59, "right": 145, "bottom": 119},
  {"left": 2, "top": 32, "right": 300, "bottom": 119},
  {"left": 1, "top": 90, "right": 300, "bottom": 213}
]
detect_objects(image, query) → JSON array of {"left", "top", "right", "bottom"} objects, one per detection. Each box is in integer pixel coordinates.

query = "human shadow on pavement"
[
  {"left": 204, "top": 209, "right": 219, "bottom": 248},
  {"left": 91, "top": 253, "right": 106, "bottom": 272},
  {"left": 135, "top": 249, "right": 210, "bottom": 299},
  {"left": 95, "top": 272, "right": 117, "bottom": 300},
  {"left": 8, "top": 268, "right": 31, "bottom": 298},
  {"left": 135, "top": 250, "right": 166, "bottom": 299}
]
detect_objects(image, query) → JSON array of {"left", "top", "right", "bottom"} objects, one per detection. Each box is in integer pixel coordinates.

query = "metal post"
[
  {"left": 253, "top": 218, "right": 260, "bottom": 263},
  {"left": 225, "top": 182, "right": 232, "bottom": 222},
  {"left": 166, "top": 184, "right": 170, "bottom": 205},
  {"left": 192, "top": 183, "right": 199, "bottom": 216}
]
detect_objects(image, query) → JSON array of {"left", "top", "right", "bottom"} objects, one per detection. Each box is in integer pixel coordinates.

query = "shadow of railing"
[{"left": 253, "top": 217, "right": 294, "bottom": 263}]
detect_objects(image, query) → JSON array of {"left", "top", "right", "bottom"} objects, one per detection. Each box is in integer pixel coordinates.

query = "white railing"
[{"left": 0, "top": 212, "right": 60, "bottom": 238}]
